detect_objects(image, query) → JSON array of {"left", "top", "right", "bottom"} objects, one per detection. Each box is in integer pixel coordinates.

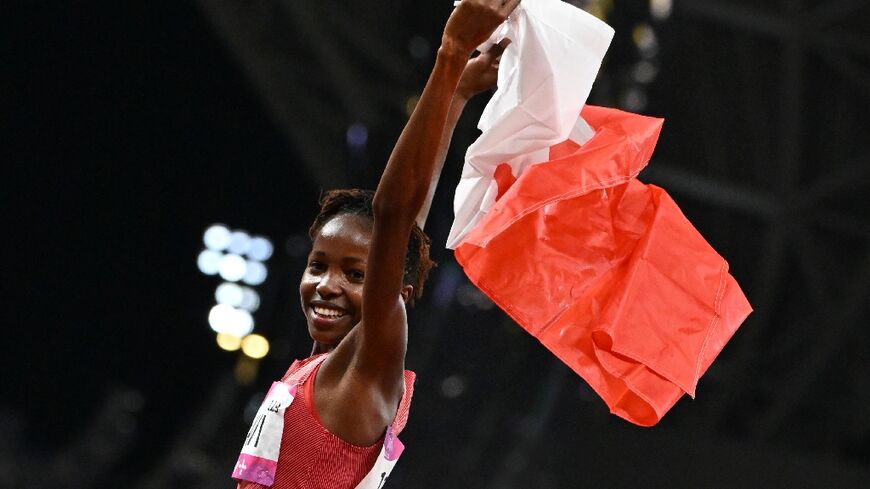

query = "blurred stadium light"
[{"left": 198, "top": 224, "right": 274, "bottom": 360}]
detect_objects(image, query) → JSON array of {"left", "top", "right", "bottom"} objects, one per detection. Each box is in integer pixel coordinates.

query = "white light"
[
  {"left": 208, "top": 304, "right": 254, "bottom": 337},
  {"left": 242, "top": 261, "right": 268, "bottom": 286},
  {"left": 248, "top": 237, "right": 274, "bottom": 261},
  {"left": 228, "top": 231, "right": 251, "bottom": 255},
  {"left": 203, "top": 225, "right": 231, "bottom": 251},
  {"left": 651, "top": 0, "right": 672, "bottom": 21},
  {"left": 215, "top": 282, "right": 244, "bottom": 307},
  {"left": 631, "top": 60, "right": 659, "bottom": 84},
  {"left": 197, "top": 250, "right": 222, "bottom": 275},
  {"left": 209, "top": 304, "right": 237, "bottom": 333},
  {"left": 633, "top": 24, "right": 659, "bottom": 59},
  {"left": 218, "top": 253, "right": 247, "bottom": 282},
  {"left": 230, "top": 309, "right": 255, "bottom": 337},
  {"left": 622, "top": 87, "right": 648, "bottom": 111},
  {"left": 239, "top": 287, "right": 261, "bottom": 312}
]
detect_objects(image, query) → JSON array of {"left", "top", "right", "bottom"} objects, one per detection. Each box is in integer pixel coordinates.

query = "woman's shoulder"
[{"left": 280, "top": 353, "right": 328, "bottom": 383}]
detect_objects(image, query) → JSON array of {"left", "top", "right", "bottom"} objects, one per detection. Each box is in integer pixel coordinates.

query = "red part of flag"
[{"left": 454, "top": 106, "right": 752, "bottom": 426}]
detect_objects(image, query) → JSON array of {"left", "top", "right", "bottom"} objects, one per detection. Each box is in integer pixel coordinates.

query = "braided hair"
[{"left": 308, "top": 189, "right": 435, "bottom": 304}]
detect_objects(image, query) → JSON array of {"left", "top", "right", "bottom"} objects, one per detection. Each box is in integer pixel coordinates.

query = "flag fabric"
[
  {"left": 446, "top": 0, "right": 614, "bottom": 248},
  {"left": 453, "top": 106, "right": 752, "bottom": 426},
  {"left": 447, "top": 0, "right": 752, "bottom": 425}
]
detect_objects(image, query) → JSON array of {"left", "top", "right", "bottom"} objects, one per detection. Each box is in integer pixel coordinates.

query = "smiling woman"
[
  {"left": 231, "top": 1, "right": 521, "bottom": 488},
  {"left": 302, "top": 213, "right": 372, "bottom": 347}
]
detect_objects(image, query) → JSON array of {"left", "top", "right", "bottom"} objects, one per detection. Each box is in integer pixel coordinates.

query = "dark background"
[{"left": 4, "top": 1, "right": 869, "bottom": 488}]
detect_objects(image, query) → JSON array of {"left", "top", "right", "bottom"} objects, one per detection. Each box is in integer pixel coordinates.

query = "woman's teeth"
[{"left": 313, "top": 306, "right": 344, "bottom": 318}]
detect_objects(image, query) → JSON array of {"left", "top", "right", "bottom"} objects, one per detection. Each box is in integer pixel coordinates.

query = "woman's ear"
[{"left": 400, "top": 284, "right": 414, "bottom": 304}]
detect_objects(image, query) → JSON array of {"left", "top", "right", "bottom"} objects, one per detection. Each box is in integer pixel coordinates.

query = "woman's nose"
[{"left": 315, "top": 271, "right": 342, "bottom": 297}]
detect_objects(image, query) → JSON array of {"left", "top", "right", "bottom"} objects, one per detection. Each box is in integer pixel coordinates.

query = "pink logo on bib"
[{"left": 383, "top": 427, "right": 404, "bottom": 461}]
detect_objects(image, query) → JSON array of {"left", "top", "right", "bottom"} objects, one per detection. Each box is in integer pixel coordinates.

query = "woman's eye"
[
  {"left": 348, "top": 270, "right": 365, "bottom": 281},
  {"left": 307, "top": 261, "right": 325, "bottom": 272}
]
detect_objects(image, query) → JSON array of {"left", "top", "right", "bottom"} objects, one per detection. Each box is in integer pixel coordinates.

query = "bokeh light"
[
  {"left": 228, "top": 231, "right": 251, "bottom": 255},
  {"left": 346, "top": 123, "right": 368, "bottom": 149},
  {"left": 208, "top": 304, "right": 236, "bottom": 333},
  {"left": 650, "top": 0, "right": 672, "bottom": 21},
  {"left": 242, "top": 334, "right": 270, "bottom": 359},
  {"left": 232, "top": 310, "right": 255, "bottom": 337},
  {"left": 208, "top": 304, "right": 254, "bottom": 337},
  {"left": 631, "top": 60, "right": 659, "bottom": 84},
  {"left": 218, "top": 253, "right": 247, "bottom": 282},
  {"left": 216, "top": 332, "right": 242, "bottom": 351},
  {"left": 197, "top": 249, "right": 222, "bottom": 275},
  {"left": 621, "top": 87, "right": 648, "bottom": 111},
  {"left": 215, "top": 282, "right": 244, "bottom": 307},
  {"left": 239, "top": 287, "right": 261, "bottom": 312},
  {"left": 632, "top": 23, "right": 659, "bottom": 59},
  {"left": 234, "top": 356, "right": 260, "bottom": 385},
  {"left": 440, "top": 374, "right": 467, "bottom": 399},
  {"left": 407, "top": 35, "right": 431, "bottom": 60},
  {"left": 242, "top": 260, "right": 268, "bottom": 286},
  {"left": 203, "top": 224, "right": 231, "bottom": 251},
  {"left": 248, "top": 236, "right": 274, "bottom": 261}
]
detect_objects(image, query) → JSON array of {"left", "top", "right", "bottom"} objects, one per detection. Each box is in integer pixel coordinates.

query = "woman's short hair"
[{"left": 308, "top": 189, "right": 435, "bottom": 304}]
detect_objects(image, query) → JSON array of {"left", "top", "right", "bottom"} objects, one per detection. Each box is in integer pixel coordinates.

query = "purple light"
[{"left": 346, "top": 123, "right": 368, "bottom": 149}]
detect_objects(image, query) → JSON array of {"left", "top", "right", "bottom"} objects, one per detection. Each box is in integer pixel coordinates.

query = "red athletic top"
[{"left": 238, "top": 355, "right": 415, "bottom": 489}]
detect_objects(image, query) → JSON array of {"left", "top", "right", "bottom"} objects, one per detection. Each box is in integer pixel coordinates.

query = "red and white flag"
[
  {"left": 447, "top": 0, "right": 614, "bottom": 248},
  {"left": 449, "top": 0, "right": 752, "bottom": 426}
]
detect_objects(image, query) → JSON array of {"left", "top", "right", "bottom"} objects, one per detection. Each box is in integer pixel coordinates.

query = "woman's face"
[{"left": 300, "top": 213, "right": 372, "bottom": 349}]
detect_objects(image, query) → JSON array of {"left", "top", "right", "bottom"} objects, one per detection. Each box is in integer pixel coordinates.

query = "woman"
[{"left": 233, "top": 2, "right": 520, "bottom": 487}]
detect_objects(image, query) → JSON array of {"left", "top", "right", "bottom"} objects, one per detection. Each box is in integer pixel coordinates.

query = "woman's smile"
[{"left": 309, "top": 301, "right": 352, "bottom": 328}]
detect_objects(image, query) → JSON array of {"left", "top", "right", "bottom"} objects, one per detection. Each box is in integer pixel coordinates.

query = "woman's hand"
[
  {"left": 442, "top": 0, "right": 520, "bottom": 57},
  {"left": 456, "top": 40, "right": 510, "bottom": 102}
]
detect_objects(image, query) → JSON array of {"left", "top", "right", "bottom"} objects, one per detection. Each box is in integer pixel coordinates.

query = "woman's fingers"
[
  {"left": 486, "top": 38, "right": 512, "bottom": 59},
  {"left": 444, "top": 0, "right": 517, "bottom": 55},
  {"left": 499, "top": 0, "right": 522, "bottom": 16}
]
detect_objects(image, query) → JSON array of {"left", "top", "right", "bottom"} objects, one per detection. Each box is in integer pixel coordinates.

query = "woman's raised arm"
[
  {"left": 416, "top": 41, "right": 509, "bottom": 229},
  {"left": 356, "top": 1, "right": 519, "bottom": 376}
]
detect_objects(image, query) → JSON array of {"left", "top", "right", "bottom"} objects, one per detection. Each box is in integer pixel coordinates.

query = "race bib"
[
  {"left": 352, "top": 426, "right": 405, "bottom": 489},
  {"left": 232, "top": 382, "right": 297, "bottom": 486}
]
